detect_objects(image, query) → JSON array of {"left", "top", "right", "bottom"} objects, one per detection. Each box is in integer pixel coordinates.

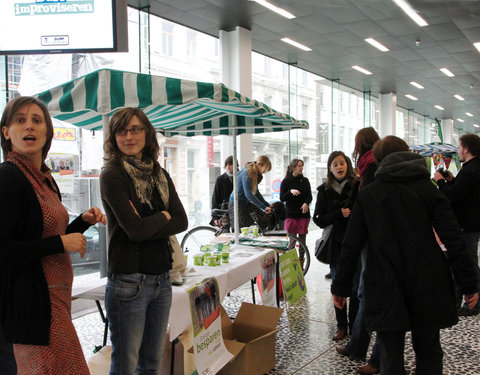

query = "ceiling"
[{"left": 127, "top": 0, "right": 480, "bottom": 133}]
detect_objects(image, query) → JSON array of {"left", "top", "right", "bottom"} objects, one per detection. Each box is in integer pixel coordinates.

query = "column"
[
  {"left": 379, "top": 92, "right": 397, "bottom": 137},
  {"left": 220, "top": 26, "right": 253, "bottom": 167},
  {"left": 442, "top": 119, "right": 454, "bottom": 144}
]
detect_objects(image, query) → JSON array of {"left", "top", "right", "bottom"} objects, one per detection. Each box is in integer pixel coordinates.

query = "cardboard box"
[{"left": 217, "top": 302, "right": 283, "bottom": 375}]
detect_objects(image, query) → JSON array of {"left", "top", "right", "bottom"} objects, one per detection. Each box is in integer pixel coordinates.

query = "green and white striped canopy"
[{"left": 35, "top": 68, "right": 308, "bottom": 136}]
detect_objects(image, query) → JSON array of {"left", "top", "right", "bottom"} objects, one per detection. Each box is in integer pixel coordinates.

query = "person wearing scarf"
[
  {"left": 313, "top": 151, "right": 359, "bottom": 342},
  {"left": 0, "top": 96, "right": 106, "bottom": 375},
  {"left": 100, "top": 107, "right": 187, "bottom": 375}
]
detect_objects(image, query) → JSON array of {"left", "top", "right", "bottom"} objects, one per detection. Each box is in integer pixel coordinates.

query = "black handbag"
[{"left": 315, "top": 225, "right": 334, "bottom": 264}]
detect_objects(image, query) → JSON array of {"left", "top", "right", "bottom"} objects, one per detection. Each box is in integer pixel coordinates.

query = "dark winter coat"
[
  {"left": 280, "top": 173, "right": 312, "bottom": 219},
  {"left": 313, "top": 178, "right": 359, "bottom": 265},
  {"left": 332, "top": 152, "right": 478, "bottom": 332},
  {"left": 437, "top": 157, "right": 480, "bottom": 233},
  {"left": 211, "top": 172, "right": 233, "bottom": 210}
]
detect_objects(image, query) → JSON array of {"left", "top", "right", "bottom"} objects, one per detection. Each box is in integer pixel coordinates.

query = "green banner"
[{"left": 278, "top": 250, "right": 307, "bottom": 305}]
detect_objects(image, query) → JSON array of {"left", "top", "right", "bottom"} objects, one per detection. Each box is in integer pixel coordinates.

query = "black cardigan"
[
  {"left": 100, "top": 162, "right": 188, "bottom": 275},
  {"left": 0, "top": 162, "right": 90, "bottom": 345}
]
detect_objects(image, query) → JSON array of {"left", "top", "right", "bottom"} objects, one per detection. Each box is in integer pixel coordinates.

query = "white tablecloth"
[{"left": 72, "top": 244, "right": 275, "bottom": 341}]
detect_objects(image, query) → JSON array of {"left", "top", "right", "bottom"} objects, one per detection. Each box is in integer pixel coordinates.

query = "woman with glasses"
[{"left": 100, "top": 107, "right": 188, "bottom": 374}]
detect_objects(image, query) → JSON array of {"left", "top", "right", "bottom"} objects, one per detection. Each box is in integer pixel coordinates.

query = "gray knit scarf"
[
  {"left": 330, "top": 178, "right": 348, "bottom": 196},
  {"left": 121, "top": 156, "right": 169, "bottom": 210}
]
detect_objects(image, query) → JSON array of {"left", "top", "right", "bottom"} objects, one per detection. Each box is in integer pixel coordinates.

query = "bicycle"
[{"left": 181, "top": 208, "right": 311, "bottom": 275}]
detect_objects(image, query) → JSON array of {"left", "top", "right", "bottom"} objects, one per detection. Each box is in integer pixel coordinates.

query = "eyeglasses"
[{"left": 116, "top": 126, "right": 144, "bottom": 137}]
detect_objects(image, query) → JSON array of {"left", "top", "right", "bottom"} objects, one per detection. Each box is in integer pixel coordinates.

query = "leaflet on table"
[
  {"left": 188, "top": 277, "right": 233, "bottom": 375},
  {"left": 279, "top": 250, "right": 307, "bottom": 305},
  {"left": 259, "top": 252, "right": 277, "bottom": 307}
]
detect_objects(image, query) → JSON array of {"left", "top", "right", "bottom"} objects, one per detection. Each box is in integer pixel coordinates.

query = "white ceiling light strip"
[{"left": 392, "top": 0, "right": 428, "bottom": 27}]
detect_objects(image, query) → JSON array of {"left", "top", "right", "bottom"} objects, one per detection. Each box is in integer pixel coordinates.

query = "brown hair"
[
  {"left": 104, "top": 107, "right": 160, "bottom": 169},
  {"left": 325, "top": 151, "right": 358, "bottom": 189},
  {"left": 0, "top": 96, "right": 54, "bottom": 162},
  {"left": 459, "top": 133, "right": 480, "bottom": 157},
  {"left": 285, "top": 158, "right": 303, "bottom": 178},
  {"left": 353, "top": 127, "right": 380, "bottom": 164},
  {"left": 246, "top": 155, "right": 271, "bottom": 193},
  {"left": 224, "top": 155, "right": 233, "bottom": 168},
  {"left": 372, "top": 135, "right": 409, "bottom": 164}
]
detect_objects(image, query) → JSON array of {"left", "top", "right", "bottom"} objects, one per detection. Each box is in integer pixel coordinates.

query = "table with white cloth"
[{"left": 72, "top": 243, "right": 276, "bottom": 344}]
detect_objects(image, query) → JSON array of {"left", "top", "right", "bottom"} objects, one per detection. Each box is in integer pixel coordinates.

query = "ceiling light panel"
[
  {"left": 454, "top": 94, "right": 465, "bottom": 101},
  {"left": 281, "top": 38, "right": 311, "bottom": 51},
  {"left": 466, "top": 112, "right": 474, "bottom": 117},
  {"left": 457, "top": 118, "right": 464, "bottom": 122},
  {"left": 365, "top": 38, "right": 389, "bottom": 52},
  {"left": 440, "top": 68, "right": 455, "bottom": 77},
  {"left": 434, "top": 105, "right": 444, "bottom": 110},
  {"left": 405, "top": 94, "right": 418, "bottom": 100},
  {"left": 352, "top": 65, "right": 373, "bottom": 75},
  {"left": 474, "top": 42, "right": 480, "bottom": 53},
  {"left": 410, "top": 81, "right": 424, "bottom": 89},
  {"left": 391, "top": 0, "right": 428, "bottom": 27},
  {"left": 251, "top": 0, "right": 295, "bottom": 19}
]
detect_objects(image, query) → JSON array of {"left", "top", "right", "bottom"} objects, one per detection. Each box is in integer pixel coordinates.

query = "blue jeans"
[
  {"left": 106, "top": 273, "right": 172, "bottom": 375},
  {"left": 456, "top": 231, "right": 480, "bottom": 309}
]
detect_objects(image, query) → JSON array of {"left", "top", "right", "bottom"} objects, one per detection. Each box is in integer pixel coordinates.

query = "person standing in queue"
[
  {"left": 313, "top": 151, "right": 359, "bottom": 341},
  {"left": 100, "top": 107, "right": 188, "bottom": 374},
  {"left": 0, "top": 96, "right": 106, "bottom": 374},
  {"left": 280, "top": 158, "right": 312, "bottom": 269},
  {"left": 332, "top": 136, "right": 479, "bottom": 375},
  {"left": 433, "top": 133, "right": 480, "bottom": 315}
]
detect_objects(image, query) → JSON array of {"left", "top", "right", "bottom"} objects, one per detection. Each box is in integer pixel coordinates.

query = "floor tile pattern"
[{"left": 74, "top": 232, "right": 480, "bottom": 374}]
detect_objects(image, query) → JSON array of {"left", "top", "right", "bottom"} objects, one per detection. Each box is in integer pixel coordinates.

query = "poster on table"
[
  {"left": 278, "top": 249, "right": 307, "bottom": 305},
  {"left": 188, "top": 277, "right": 233, "bottom": 375},
  {"left": 259, "top": 251, "right": 277, "bottom": 307}
]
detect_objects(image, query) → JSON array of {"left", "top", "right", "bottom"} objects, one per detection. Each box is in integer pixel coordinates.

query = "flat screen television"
[{"left": 0, "top": 0, "right": 128, "bottom": 55}]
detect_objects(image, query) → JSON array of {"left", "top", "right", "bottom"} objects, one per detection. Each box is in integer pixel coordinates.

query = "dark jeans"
[
  {"left": 377, "top": 329, "right": 443, "bottom": 375},
  {"left": 0, "top": 327, "right": 16, "bottom": 375},
  {"left": 330, "top": 263, "right": 360, "bottom": 332},
  {"left": 455, "top": 231, "right": 480, "bottom": 309},
  {"left": 346, "top": 248, "right": 380, "bottom": 368}
]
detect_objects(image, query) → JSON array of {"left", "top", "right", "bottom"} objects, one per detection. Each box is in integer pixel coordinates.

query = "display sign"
[
  {"left": 0, "top": 0, "right": 128, "bottom": 54},
  {"left": 278, "top": 249, "right": 307, "bottom": 305}
]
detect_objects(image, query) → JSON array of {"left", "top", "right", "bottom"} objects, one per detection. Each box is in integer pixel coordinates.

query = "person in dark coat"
[
  {"left": 336, "top": 127, "right": 381, "bottom": 375},
  {"left": 280, "top": 158, "right": 312, "bottom": 267},
  {"left": 332, "top": 136, "right": 479, "bottom": 375},
  {"left": 433, "top": 133, "right": 480, "bottom": 314},
  {"left": 313, "top": 151, "right": 359, "bottom": 341},
  {"left": 211, "top": 155, "right": 234, "bottom": 222}
]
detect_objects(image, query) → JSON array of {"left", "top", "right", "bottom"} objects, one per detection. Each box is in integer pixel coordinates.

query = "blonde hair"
[{"left": 246, "top": 155, "right": 271, "bottom": 193}]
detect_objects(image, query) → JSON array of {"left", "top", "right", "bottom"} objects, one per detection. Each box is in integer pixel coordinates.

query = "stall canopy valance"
[
  {"left": 34, "top": 68, "right": 308, "bottom": 136},
  {"left": 409, "top": 142, "right": 458, "bottom": 157}
]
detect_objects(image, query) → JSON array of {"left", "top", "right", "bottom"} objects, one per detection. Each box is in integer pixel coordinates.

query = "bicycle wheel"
[
  {"left": 287, "top": 234, "right": 311, "bottom": 275},
  {"left": 181, "top": 226, "right": 217, "bottom": 253}
]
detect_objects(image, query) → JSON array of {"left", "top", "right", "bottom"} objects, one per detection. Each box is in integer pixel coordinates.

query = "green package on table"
[
  {"left": 200, "top": 244, "right": 212, "bottom": 252},
  {"left": 193, "top": 254, "right": 203, "bottom": 266}
]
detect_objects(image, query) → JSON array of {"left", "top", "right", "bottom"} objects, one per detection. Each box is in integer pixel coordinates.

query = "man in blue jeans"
[{"left": 434, "top": 133, "right": 480, "bottom": 315}]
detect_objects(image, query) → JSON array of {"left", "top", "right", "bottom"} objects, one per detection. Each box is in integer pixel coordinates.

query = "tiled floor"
[{"left": 74, "top": 230, "right": 480, "bottom": 374}]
